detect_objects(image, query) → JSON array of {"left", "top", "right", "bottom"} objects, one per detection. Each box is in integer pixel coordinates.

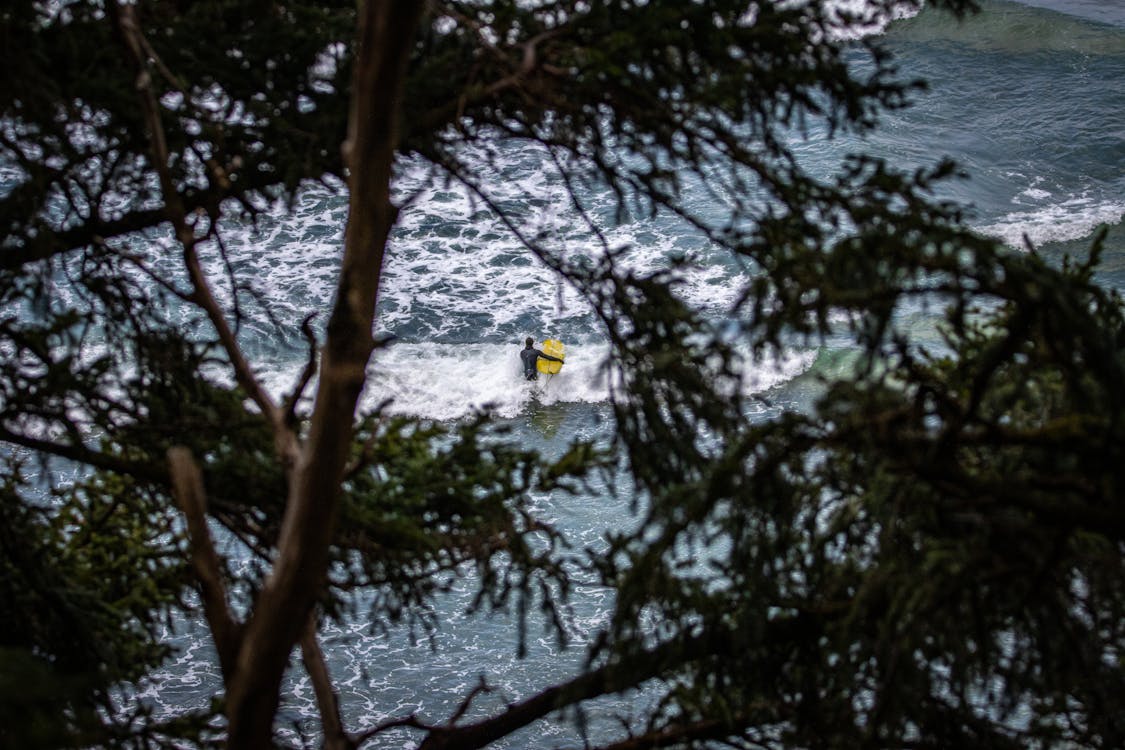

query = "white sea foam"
[
  {"left": 741, "top": 347, "right": 818, "bottom": 393},
  {"left": 1018, "top": 187, "right": 1052, "bottom": 202},
  {"left": 819, "top": 0, "right": 925, "bottom": 40},
  {"left": 361, "top": 342, "right": 612, "bottom": 420},
  {"left": 252, "top": 339, "right": 814, "bottom": 423},
  {"left": 379, "top": 341, "right": 812, "bottom": 421},
  {"left": 206, "top": 146, "right": 751, "bottom": 347},
  {"left": 76, "top": 136, "right": 807, "bottom": 426},
  {"left": 976, "top": 194, "right": 1125, "bottom": 249}
]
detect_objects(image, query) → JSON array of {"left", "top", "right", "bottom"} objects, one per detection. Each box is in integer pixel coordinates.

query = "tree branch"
[
  {"left": 0, "top": 163, "right": 306, "bottom": 273},
  {"left": 299, "top": 613, "right": 353, "bottom": 750},
  {"left": 167, "top": 446, "right": 242, "bottom": 679},
  {"left": 589, "top": 718, "right": 737, "bottom": 750},
  {"left": 414, "top": 4, "right": 571, "bottom": 136},
  {"left": 113, "top": 3, "right": 299, "bottom": 469},
  {"left": 412, "top": 621, "right": 812, "bottom": 750},
  {"left": 0, "top": 424, "right": 166, "bottom": 485},
  {"left": 223, "top": 3, "right": 427, "bottom": 746},
  {"left": 282, "top": 312, "right": 319, "bottom": 428},
  {"left": 353, "top": 715, "right": 432, "bottom": 747}
]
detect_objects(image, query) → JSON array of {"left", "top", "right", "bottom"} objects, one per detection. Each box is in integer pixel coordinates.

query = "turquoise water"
[{"left": 132, "top": 0, "right": 1125, "bottom": 745}]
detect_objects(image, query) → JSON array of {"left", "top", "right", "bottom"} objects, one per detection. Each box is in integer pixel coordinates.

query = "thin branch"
[
  {"left": 208, "top": 222, "right": 247, "bottom": 338},
  {"left": 0, "top": 166, "right": 291, "bottom": 273},
  {"left": 114, "top": 4, "right": 299, "bottom": 468},
  {"left": 442, "top": 161, "right": 566, "bottom": 273},
  {"left": 415, "top": 5, "right": 571, "bottom": 134},
  {"left": 299, "top": 613, "right": 354, "bottom": 750},
  {"left": 546, "top": 147, "right": 612, "bottom": 257},
  {"left": 589, "top": 717, "right": 737, "bottom": 750},
  {"left": 413, "top": 615, "right": 821, "bottom": 750},
  {"left": 353, "top": 715, "right": 432, "bottom": 747},
  {"left": 480, "top": 28, "right": 566, "bottom": 99},
  {"left": 116, "top": 246, "right": 196, "bottom": 303},
  {"left": 418, "top": 635, "right": 687, "bottom": 749},
  {"left": 447, "top": 676, "right": 494, "bottom": 727},
  {"left": 342, "top": 398, "right": 393, "bottom": 480},
  {"left": 0, "top": 424, "right": 166, "bottom": 485},
  {"left": 167, "top": 446, "right": 242, "bottom": 679},
  {"left": 283, "top": 312, "right": 320, "bottom": 428}
]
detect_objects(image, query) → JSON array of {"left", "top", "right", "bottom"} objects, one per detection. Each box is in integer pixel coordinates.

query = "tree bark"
[
  {"left": 223, "top": 2, "right": 425, "bottom": 747},
  {"left": 300, "top": 615, "right": 354, "bottom": 750},
  {"left": 167, "top": 447, "right": 242, "bottom": 680}
]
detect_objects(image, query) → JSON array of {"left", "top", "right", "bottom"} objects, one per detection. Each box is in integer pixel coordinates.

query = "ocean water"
[{"left": 120, "top": 0, "right": 1125, "bottom": 745}]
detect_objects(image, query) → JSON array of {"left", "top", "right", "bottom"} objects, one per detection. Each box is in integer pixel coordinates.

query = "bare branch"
[
  {"left": 353, "top": 715, "right": 432, "bottom": 747},
  {"left": 0, "top": 424, "right": 166, "bottom": 485},
  {"left": 0, "top": 164, "right": 299, "bottom": 273},
  {"left": 223, "top": 3, "right": 427, "bottom": 746},
  {"left": 116, "top": 246, "right": 196, "bottom": 303},
  {"left": 414, "top": 617, "right": 818, "bottom": 750},
  {"left": 343, "top": 398, "right": 393, "bottom": 480},
  {"left": 283, "top": 312, "right": 320, "bottom": 428},
  {"left": 589, "top": 718, "right": 739, "bottom": 750},
  {"left": 113, "top": 3, "right": 299, "bottom": 469},
  {"left": 447, "top": 676, "right": 495, "bottom": 728},
  {"left": 415, "top": 4, "right": 572, "bottom": 134},
  {"left": 167, "top": 446, "right": 242, "bottom": 679},
  {"left": 299, "top": 613, "right": 354, "bottom": 750}
]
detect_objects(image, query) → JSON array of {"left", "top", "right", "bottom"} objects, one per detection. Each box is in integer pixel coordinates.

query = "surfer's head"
[{"left": 525, "top": 337, "right": 533, "bottom": 348}]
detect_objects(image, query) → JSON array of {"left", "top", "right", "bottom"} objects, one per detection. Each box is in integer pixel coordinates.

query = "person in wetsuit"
[{"left": 520, "top": 337, "right": 563, "bottom": 381}]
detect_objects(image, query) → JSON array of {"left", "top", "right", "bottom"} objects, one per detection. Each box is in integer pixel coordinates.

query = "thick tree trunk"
[{"left": 223, "top": 2, "right": 425, "bottom": 747}]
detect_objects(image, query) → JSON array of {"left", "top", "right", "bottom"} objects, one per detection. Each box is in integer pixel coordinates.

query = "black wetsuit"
[{"left": 521, "top": 345, "right": 562, "bottom": 381}]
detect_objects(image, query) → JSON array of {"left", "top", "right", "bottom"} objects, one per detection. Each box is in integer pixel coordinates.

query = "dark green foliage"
[
  {"left": 334, "top": 412, "right": 605, "bottom": 650},
  {"left": 584, "top": 231, "right": 1125, "bottom": 747},
  {"left": 0, "top": 464, "right": 185, "bottom": 747},
  {"left": 0, "top": 0, "right": 354, "bottom": 270},
  {"left": 4, "top": 0, "right": 1125, "bottom": 748},
  {"left": 812, "top": 240, "right": 1125, "bottom": 746}
]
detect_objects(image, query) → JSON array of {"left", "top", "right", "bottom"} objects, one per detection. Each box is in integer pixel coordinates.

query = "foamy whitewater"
[{"left": 118, "top": 0, "right": 1125, "bottom": 745}]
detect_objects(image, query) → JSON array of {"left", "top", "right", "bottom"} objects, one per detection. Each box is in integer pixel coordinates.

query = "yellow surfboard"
[{"left": 536, "top": 339, "right": 565, "bottom": 374}]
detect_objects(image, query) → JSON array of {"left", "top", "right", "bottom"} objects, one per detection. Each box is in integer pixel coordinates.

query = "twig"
[
  {"left": 586, "top": 717, "right": 735, "bottom": 750},
  {"left": 209, "top": 223, "right": 246, "bottom": 337},
  {"left": 115, "top": 245, "right": 196, "bottom": 302},
  {"left": 0, "top": 424, "right": 166, "bottom": 484},
  {"left": 447, "top": 676, "right": 494, "bottom": 727},
  {"left": 283, "top": 312, "right": 320, "bottom": 428},
  {"left": 353, "top": 714, "right": 431, "bottom": 747},
  {"left": 342, "top": 398, "right": 393, "bottom": 480}
]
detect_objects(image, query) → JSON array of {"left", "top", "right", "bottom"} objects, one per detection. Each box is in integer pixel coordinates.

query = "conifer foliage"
[{"left": 2, "top": 1, "right": 1123, "bottom": 748}]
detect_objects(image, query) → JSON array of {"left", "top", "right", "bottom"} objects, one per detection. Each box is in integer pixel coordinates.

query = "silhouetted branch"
[
  {"left": 414, "top": 622, "right": 812, "bottom": 750},
  {"left": 299, "top": 613, "right": 353, "bottom": 750},
  {"left": 283, "top": 312, "right": 320, "bottom": 428},
  {"left": 167, "top": 446, "right": 242, "bottom": 678},
  {"left": 114, "top": 3, "right": 300, "bottom": 470}
]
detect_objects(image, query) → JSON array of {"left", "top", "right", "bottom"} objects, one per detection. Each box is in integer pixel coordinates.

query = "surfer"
[{"left": 521, "top": 337, "right": 563, "bottom": 381}]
